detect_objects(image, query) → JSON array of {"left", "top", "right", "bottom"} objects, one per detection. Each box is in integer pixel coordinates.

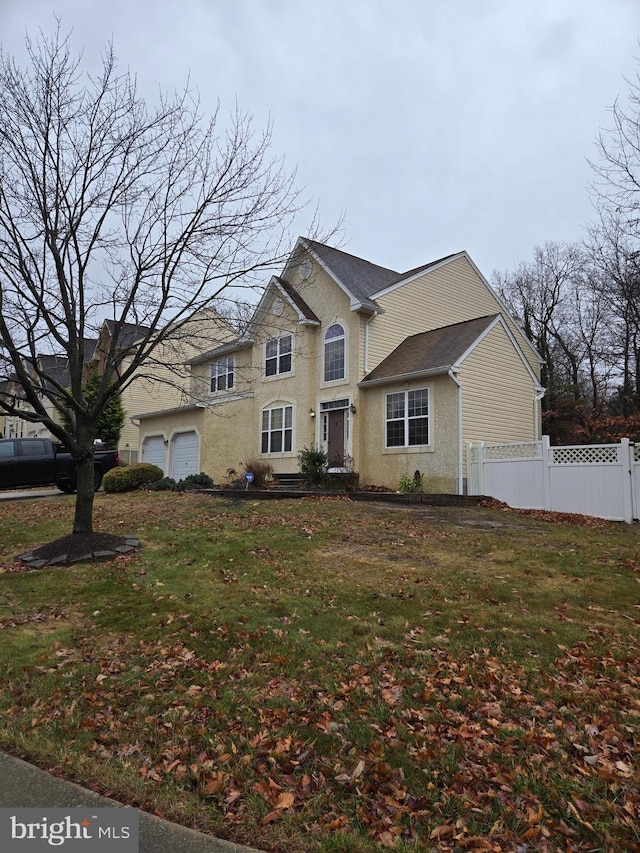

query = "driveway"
[{"left": 0, "top": 487, "right": 63, "bottom": 502}]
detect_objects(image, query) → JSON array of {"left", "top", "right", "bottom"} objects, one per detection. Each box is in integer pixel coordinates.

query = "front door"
[{"left": 327, "top": 410, "right": 345, "bottom": 469}]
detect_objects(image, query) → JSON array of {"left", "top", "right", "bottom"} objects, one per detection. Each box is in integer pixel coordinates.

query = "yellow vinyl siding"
[
  {"left": 459, "top": 323, "right": 536, "bottom": 446},
  {"left": 368, "top": 256, "right": 539, "bottom": 376},
  {"left": 118, "top": 310, "right": 236, "bottom": 459}
]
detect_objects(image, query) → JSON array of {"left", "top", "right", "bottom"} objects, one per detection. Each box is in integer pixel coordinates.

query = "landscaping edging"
[
  {"left": 16, "top": 536, "right": 141, "bottom": 569},
  {"left": 204, "top": 488, "right": 492, "bottom": 507}
]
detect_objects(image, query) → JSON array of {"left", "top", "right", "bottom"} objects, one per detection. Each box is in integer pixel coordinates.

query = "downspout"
[
  {"left": 364, "top": 311, "right": 379, "bottom": 375},
  {"left": 448, "top": 369, "right": 463, "bottom": 495},
  {"left": 534, "top": 389, "right": 545, "bottom": 439}
]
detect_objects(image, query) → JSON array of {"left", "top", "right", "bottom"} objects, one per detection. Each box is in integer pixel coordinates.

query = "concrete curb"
[{"left": 0, "top": 753, "right": 263, "bottom": 853}]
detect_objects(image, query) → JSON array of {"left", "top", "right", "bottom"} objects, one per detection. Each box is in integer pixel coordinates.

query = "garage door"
[
  {"left": 170, "top": 431, "right": 199, "bottom": 481},
  {"left": 141, "top": 436, "right": 166, "bottom": 473}
]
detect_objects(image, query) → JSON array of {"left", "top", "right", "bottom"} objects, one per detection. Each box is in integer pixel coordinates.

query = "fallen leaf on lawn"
[
  {"left": 261, "top": 810, "right": 283, "bottom": 825},
  {"left": 275, "top": 791, "right": 295, "bottom": 810}
]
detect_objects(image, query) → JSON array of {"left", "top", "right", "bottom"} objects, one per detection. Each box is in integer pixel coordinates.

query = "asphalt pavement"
[
  {"left": 0, "top": 752, "right": 262, "bottom": 853},
  {"left": 0, "top": 488, "right": 63, "bottom": 501}
]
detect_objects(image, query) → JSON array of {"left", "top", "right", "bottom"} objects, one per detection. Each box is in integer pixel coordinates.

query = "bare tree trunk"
[
  {"left": 73, "top": 452, "right": 96, "bottom": 534},
  {"left": 0, "top": 27, "right": 323, "bottom": 540}
]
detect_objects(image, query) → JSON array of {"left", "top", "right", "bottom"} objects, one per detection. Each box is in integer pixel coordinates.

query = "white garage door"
[
  {"left": 170, "top": 431, "right": 199, "bottom": 481},
  {"left": 141, "top": 436, "right": 166, "bottom": 473}
]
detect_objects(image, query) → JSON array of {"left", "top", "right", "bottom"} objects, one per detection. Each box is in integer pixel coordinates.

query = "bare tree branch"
[{"left": 0, "top": 25, "right": 330, "bottom": 533}]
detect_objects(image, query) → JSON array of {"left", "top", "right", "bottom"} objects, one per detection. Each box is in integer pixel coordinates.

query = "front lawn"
[{"left": 0, "top": 493, "right": 638, "bottom": 852}]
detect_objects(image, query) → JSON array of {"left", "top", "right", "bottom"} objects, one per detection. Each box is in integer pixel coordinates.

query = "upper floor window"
[
  {"left": 210, "top": 356, "right": 234, "bottom": 393},
  {"left": 265, "top": 334, "right": 292, "bottom": 377},
  {"left": 323, "top": 323, "right": 345, "bottom": 382},
  {"left": 386, "top": 389, "right": 430, "bottom": 447}
]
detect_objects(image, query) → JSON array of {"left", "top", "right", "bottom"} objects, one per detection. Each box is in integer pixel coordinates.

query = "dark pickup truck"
[{"left": 0, "top": 437, "right": 119, "bottom": 493}]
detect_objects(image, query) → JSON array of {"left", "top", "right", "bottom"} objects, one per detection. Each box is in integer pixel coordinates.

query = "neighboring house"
[
  {"left": 1, "top": 312, "right": 236, "bottom": 461},
  {"left": 0, "top": 374, "right": 34, "bottom": 439},
  {"left": 91, "top": 310, "right": 237, "bottom": 463},
  {"left": 0, "top": 350, "right": 95, "bottom": 441},
  {"left": 136, "top": 238, "right": 543, "bottom": 492}
]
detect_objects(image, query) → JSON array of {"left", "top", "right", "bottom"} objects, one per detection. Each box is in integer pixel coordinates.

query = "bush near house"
[
  {"left": 297, "top": 445, "right": 329, "bottom": 487},
  {"left": 103, "top": 463, "right": 164, "bottom": 493},
  {"left": 145, "top": 473, "right": 216, "bottom": 492}
]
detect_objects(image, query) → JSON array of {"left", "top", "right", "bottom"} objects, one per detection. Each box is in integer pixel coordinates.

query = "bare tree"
[
  {"left": 589, "top": 60, "right": 640, "bottom": 245},
  {"left": 586, "top": 54, "right": 640, "bottom": 418},
  {"left": 0, "top": 26, "right": 315, "bottom": 534},
  {"left": 494, "top": 242, "right": 611, "bottom": 442},
  {"left": 586, "top": 218, "right": 640, "bottom": 414}
]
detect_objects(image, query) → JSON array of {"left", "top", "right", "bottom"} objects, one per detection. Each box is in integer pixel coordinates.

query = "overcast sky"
[{"left": 2, "top": 0, "right": 640, "bottom": 279}]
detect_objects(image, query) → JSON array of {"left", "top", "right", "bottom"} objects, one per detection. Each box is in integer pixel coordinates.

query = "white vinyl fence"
[{"left": 467, "top": 436, "right": 639, "bottom": 523}]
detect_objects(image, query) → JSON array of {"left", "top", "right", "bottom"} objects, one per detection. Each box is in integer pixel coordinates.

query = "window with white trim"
[
  {"left": 210, "top": 356, "right": 234, "bottom": 393},
  {"left": 265, "top": 334, "right": 292, "bottom": 376},
  {"left": 261, "top": 405, "right": 293, "bottom": 453},
  {"left": 386, "top": 389, "right": 429, "bottom": 447},
  {"left": 323, "top": 323, "right": 345, "bottom": 382}
]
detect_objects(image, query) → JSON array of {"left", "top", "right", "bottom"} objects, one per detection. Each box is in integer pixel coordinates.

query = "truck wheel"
[
  {"left": 94, "top": 468, "right": 103, "bottom": 491},
  {"left": 56, "top": 481, "right": 76, "bottom": 494}
]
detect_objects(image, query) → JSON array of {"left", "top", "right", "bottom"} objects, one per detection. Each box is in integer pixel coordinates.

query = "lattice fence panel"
[
  {"left": 634, "top": 445, "right": 640, "bottom": 463},
  {"left": 484, "top": 442, "right": 541, "bottom": 460},
  {"left": 551, "top": 445, "right": 618, "bottom": 465}
]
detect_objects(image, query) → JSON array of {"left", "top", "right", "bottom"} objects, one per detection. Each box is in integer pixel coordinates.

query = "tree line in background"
[{"left": 494, "top": 62, "right": 640, "bottom": 446}]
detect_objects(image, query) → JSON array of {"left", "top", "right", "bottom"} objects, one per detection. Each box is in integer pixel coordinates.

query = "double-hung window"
[
  {"left": 386, "top": 389, "right": 429, "bottom": 447},
  {"left": 210, "top": 356, "right": 234, "bottom": 393},
  {"left": 265, "top": 334, "right": 292, "bottom": 376},
  {"left": 323, "top": 323, "right": 345, "bottom": 382},
  {"left": 261, "top": 405, "right": 293, "bottom": 453}
]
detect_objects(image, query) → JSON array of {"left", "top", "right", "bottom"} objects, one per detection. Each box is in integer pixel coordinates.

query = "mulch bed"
[{"left": 14, "top": 532, "right": 139, "bottom": 569}]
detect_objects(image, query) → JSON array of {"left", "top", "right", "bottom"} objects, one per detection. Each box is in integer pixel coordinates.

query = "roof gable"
[
  {"left": 370, "top": 252, "right": 465, "bottom": 298},
  {"left": 360, "top": 315, "right": 500, "bottom": 386},
  {"left": 293, "top": 238, "right": 399, "bottom": 311},
  {"left": 248, "top": 275, "right": 320, "bottom": 337}
]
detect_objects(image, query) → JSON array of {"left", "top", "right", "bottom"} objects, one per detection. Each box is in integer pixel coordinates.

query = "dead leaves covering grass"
[{"left": 0, "top": 493, "right": 638, "bottom": 852}]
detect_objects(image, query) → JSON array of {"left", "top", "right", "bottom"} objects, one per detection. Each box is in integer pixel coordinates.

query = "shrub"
[
  {"left": 298, "top": 445, "right": 329, "bottom": 487},
  {"left": 145, "top": 477, "right": 178, "bottom": 491},
  {"left": 175, "top": 472, "right": 215, "bottom": 491},
  {"left": 144, "top": 472, "right": 215, "bottom": 492},
  {"left": 243, "top": 460, "right": 273, "bottom": 488},
  {"left": 103, "top": 463, "right": 164, "bottom": 493},
  {"left": 398, "top": 470, "right": 424, "bottom": 493}
]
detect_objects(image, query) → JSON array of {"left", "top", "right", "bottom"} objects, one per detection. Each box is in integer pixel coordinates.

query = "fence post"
[
  {"left": 465, "top": 442, "right": 473, "bottom": 494},
  {"left": 477, "top": 441, "right": 485, "bottom": 495},
  {"left": 620, "top": 438, "right": 633, "bottom": 524},
  {"left": 541, "top": 435, "right": 552, "bottom": 511}
]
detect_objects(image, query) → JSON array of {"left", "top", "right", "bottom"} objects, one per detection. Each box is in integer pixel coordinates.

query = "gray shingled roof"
[
  {"left": 302, "top": 239, "right": 465, "bottom": 308},
  {"left": 276, "top": 278, "right": 320, "bottom": 323},
  {"left": 36, "top": 355, "right": 71, "bottom": 390},
  {"left": 361, "top": 315, "right": 499, "bottom": 385},
  {"left": 103, "top": 320, "right": 152, "bottom": 350},
  {"left": 303, "top": 239, "right": 400, "bottom": 305}
]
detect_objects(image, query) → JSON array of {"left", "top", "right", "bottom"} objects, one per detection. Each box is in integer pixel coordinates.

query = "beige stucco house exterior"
[{"left": 136, "top": 239, "right": 543, "bottom": 492}]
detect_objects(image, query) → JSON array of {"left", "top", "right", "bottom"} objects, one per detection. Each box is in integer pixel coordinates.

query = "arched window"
[{"left": 324, "top": 323, "right": 345, "bottom": 382}]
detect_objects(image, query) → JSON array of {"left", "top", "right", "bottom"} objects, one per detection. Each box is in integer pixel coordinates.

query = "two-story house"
[
  {"left": 92, "top": 310, "right": 237, "bottom": 463},
  {"left": 136, "top": 238, "right": 543, "bottom": 492}
]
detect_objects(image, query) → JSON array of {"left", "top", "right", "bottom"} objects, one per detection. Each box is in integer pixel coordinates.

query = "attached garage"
[
  {"left": 141, "top": 435, "right": 167, "bottom": 472},
  {"left": 170, "top": 431, "right": 199, "bottom": 481}
]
